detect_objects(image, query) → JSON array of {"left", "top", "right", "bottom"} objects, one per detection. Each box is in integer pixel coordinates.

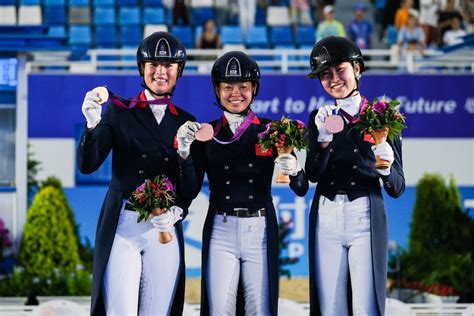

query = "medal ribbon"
[
  {"left": 103, "top": 86, "right": 172, "bottom": 109},
  {"left": 212, "top": 111, "right": 257, "bottom": 145},
  {"left": 338, "top": 96, "right": 367, "bottom": 124}
]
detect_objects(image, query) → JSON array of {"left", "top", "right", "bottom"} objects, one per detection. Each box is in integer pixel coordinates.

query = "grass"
[{"left": 185, "top": 277, "right": 310, "bottom": 304}]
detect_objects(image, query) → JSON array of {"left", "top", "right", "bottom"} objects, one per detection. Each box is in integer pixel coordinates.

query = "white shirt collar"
[
  {"left": 145, "top": 90, "right": 168, "bottom": 124},
  {"left": 336, "top": 93, "right": 362, "bottom": 117},
  {"left": 145, "top": 90, "right": 168, "bottom": 110},
  {"left": 224, "top": 112, "right": 245, "bottom": 133},
  {"left": 224, "top": 111, "right": 245, "bottom": 125}
]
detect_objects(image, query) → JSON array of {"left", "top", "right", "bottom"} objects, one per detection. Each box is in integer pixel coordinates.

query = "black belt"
[{"left": 215, "top": 207, "right": 266, "bottom": 218}]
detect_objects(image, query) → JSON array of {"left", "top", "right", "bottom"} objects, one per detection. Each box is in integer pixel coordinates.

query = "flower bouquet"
[
  {"left": 258, "top": 116, "right": 309, "bottom": 183},
  {"left": 354, "top": 97, "right": 407, "bottom": 169},
  {"left": 129, "top": 175, "right": 176, "bottom": 244}
]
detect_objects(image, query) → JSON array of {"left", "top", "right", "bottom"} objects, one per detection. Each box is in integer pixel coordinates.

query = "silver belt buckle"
[{"left": 234, "top": 207, "right": 248, "bottom": 217}]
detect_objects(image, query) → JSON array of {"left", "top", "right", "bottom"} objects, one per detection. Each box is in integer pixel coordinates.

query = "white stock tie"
[{"left": 149, "top": 104, "right": 166, "bottom": 124}]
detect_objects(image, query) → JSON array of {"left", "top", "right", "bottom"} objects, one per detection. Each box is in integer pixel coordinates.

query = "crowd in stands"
[{"left": 0, "top": 0, "right": 472, "bottom": 54}]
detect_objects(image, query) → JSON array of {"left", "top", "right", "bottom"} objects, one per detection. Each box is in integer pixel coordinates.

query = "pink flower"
[
  {"left": 136, "top": 181, "right": 146, "bottom": 192},
  {"left": 360, "top": 98, "right": 369, "bottom": 114},
  {"left": 372, "top": 100, "right": 388, "bottom": 115},
  {"left": 257, "top": 123, "right": 272, "bottom": 139},
  {"left": 163, "top": 178, "right": 174, "bottom": 192}
]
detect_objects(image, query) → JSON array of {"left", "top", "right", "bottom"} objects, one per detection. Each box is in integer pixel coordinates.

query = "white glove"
[
  {"left": 150, "top": 206, "right": 184, "bottom": 232},
  {"left": 275, "top": 153, "right": 302, "bottom": 176},
  {"left": 371, "top": 142, "right": 394, "bottom": 176},
  {"left": 81, "top": 91, "right": 102, "bottom": 129},
  {"left": 177, "top": 121, "right": 201, "bottom": 159},
  {"left": 315, "top": 105, "right": 337, "bottom": 142}
]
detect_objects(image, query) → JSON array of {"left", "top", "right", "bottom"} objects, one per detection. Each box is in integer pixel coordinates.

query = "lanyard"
[
  {"left": 338, "top": 96, "right": 367, "bottom": 124},
  {"left": 100, "top": 86, "right": 173, "bottom": 109},
  {"left": 212, "top": 111, "right": 256, "bottom": 145}
]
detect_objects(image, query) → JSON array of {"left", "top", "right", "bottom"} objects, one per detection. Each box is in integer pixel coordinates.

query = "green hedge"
[
  {"left": 399, "top": 174, "right": 474, "bottom": 302},
  {"left": 18, "top": 185, "right": 81, "bottom": 278}
]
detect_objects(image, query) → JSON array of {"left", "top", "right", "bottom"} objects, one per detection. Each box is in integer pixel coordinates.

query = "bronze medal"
[
  {"left": 195, "top": 123, "right": 214, "bottom": 142},
  {"left": 92, "top": 86, "right": 109, "bottom": 105},
  {"left": 325, "top": 115, "right": 344, "bottom": 134}
]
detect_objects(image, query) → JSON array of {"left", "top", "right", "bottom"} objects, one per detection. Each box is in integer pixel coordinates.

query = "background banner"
[{"left": 29, "top": 74, "right": 474, "bottom": 138}]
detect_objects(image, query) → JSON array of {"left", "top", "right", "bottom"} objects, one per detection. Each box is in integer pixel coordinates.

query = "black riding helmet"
[
  {"left": 211, "top": 51, "right": 261, "bottom": 97},
  {"left": 136, "top": 31, "right": 187, "bottom": 77},
  {"left": 307, "top": 36, "right": 365, "bottom": 79}
]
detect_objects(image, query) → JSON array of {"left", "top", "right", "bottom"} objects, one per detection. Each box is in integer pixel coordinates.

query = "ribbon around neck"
[
  {"left": 100, "top": 86, "right": 172, "bottom": 109},
  {"left": 337, "top": 96, "right": 367, "bottom": 124},
  {"left": 212, "top": 111, "right": 257, "bottom": 145}
]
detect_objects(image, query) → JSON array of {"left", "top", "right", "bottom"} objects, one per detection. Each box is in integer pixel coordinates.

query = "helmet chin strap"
[
  {"left": 213, "top": 86, "right": 256, "bottom": 116},
  {"left": 335, "top": 66, "right": 361, "bottom": 100},
  {"left": 213, "top": 101, "right": 252, "bottom": 116},
  {"left": 141, "top": 81, "right": 175, "bottom": 98}
]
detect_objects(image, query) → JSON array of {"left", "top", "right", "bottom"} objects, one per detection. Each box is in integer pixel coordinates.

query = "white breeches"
[
  {"left": 103, "top": 202, "right": 180, "bottom": 316},
  {"left": 207, "top": 214, "right": 270, "bottom": 316},
  {"left": 315, "top": 195, "right": 377, "bottom": 316}
]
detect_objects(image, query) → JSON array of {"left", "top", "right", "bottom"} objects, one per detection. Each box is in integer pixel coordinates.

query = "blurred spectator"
[
  {"left": 290, "top": 0, "right": 313, "bottom": 27},
  {"left": 438, "top": 0, "right": 464, "bottom": 45},
  {"left": 196, "top": 19, "right": 222, "bottom": 49},
  {"left": 419, "top": 0, "right": 440, "bottom": 47},
  {"left": 347, "top": 3, "right": 373, "bottom": 49},
  {"left": 316, "top": 0, "right": 336, "bottom": 23},
  {"left": 316, "top": 5, "right": 346, "bottom": 42},
  {"left": 443, "top": 15, "right": 467, "bottom": 45},
  {"left": 397, "top": 9, "right": 426, "bottom": 64},
  {"left": 460, "top": 0, "right": 474, "bottom": 32},
  {"left": 214, "top": 0, "right": 230, "bottom": 26},
  {"left": 374, "top": 0, "right": 389, "bottom": 40},
  {"left": 383, "top": 0, "right": 402, "bottom": 33},
  {"left": 238, "top": 0, "right": 257, "bottom": 37},
  {"left": 172, "top": 0, "right": 190, "bottom": 25},
  {"left": 395, "top": 0, "right": 414, "bottom": 30}
]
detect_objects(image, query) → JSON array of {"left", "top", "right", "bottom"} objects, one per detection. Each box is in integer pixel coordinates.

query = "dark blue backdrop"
[{"left": 29, "top": 74, "right": 474, "bottom": 138}]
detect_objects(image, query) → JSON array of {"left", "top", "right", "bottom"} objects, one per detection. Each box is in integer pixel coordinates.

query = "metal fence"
[
  {"left": 1, "top": 297, "right": 473, "bottom": 316},
  {"left": 25, "top": 47, "right": 474, "bottom": 74}
]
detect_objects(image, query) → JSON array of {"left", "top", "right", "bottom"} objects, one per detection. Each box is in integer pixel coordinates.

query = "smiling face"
[
  {"left": 143, "top": 61, "right": 179, "bottom": 96},
  {"left": 319, "top": 62, "right": 360, "bottom": 99},
  {"left": 217, "top": 81, "right": 255, "bottom": 113}
]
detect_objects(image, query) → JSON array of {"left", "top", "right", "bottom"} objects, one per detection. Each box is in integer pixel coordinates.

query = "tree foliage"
[
  {"left": 400, "top": 174, "right": 474, "bottom": 302},
  {"left": 40, "top": 176, "right": 94, "bottom": 271},
  {"left": 18, "top": 185, "right": 81, "bottom": 278}
]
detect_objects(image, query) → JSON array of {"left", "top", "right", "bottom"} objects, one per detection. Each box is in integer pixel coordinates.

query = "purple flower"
[
  {"left": 136, "top": 181, "right": 146, "bottom": 192},
  {"left": 295, "top": 120, "right": 306, "bottom": 129},
  {"left": 258, "top": 123, "right": 271, "bottom": 138},
  {"left": 360, "top": 98, "right": 369, "bottom": 114},
  {"left": 163, "top": 178, "right": 174, "bottom": 192},
  {"left": 372, "top": 100, "right": 388, "bottom": 115}
]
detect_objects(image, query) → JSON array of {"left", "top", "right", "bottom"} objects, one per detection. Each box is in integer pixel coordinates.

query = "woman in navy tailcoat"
[
  {"left": 305, "top": 36, "right": 405, "bottom": 316},
  {"left": 77, "top": 32, "right": 195, "bottom": 316},
  {"left": 176, "top": 51, "right": 309, "bottom": 315}
]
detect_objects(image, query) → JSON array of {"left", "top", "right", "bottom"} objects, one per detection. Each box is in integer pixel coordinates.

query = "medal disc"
[
  {"left": 195, "top": 123, "right": 214, "bottom": 142},
  {"left": 325, "top": 115, "right": 344, "bottom": 133},
  {"left": 92, "top": 86, "right": 109, "bottom": 105}
]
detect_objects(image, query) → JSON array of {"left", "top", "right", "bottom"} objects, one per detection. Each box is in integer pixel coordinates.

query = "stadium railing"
[{"left": 24, "top": 48, "right": 474, "bottom": 74}]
